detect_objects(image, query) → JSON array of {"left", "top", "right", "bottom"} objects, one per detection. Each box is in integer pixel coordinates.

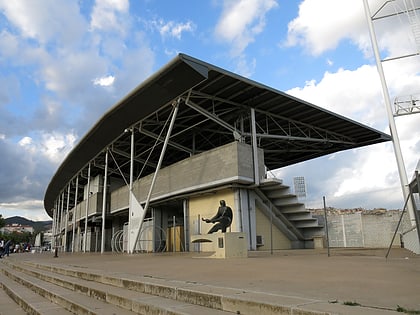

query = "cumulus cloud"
[
  {"left": 93, "top": 75, "right": 115, "bottom": 87},
  {"left": 281, "top": 0, "right": 420, "bottom": 211},
  {"left": 284, "top": 58, "right": 420, "bottom": 210},
  {"left": 0, "top": 0, "right": 148, "bottom": 220},
  {"left": 0, "top": 130, "right": 76, "bottom": 220},
  {"left": 0, "top": 0, "right": 86, "bottom": 45},
  {"left": 287, "top": 65, "right": 385, "bottom": 125},
  {"left": 284, "top": 0, "right": 420, "bottom": 60},
  {"left": 158, "top": 20, "right": 195, "bottom": 39},
  {"left": 40, "top": 131, "right": 77, "bottom": 164},
  {"left": 215, "top": 0, "right": 278, "bottom": 56},
  {"left": 90, "top": 0, "right": 129, "bottom": 33},
  {"left": 284, "top": 0, "right": 366, "bottom": 56}
]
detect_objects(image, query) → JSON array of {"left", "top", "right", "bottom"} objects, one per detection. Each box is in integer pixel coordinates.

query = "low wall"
[{"left": 315, "top": 210, "right": 411, "bottom": 248}]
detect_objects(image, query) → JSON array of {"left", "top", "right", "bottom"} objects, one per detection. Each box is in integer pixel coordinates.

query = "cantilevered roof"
[{"left": 44, "top": 53, "right": 391, "bottom": 215}]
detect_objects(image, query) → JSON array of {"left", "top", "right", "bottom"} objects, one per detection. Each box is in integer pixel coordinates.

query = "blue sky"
[{"left": 0, "top": 0, "right": 419, "bottom": 221}]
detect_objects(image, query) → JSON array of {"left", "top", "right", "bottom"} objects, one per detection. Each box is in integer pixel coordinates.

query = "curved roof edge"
[
  {"left": 44, "top": 54, "right": 209, "bottom": 212},
  {"left": 44, "top": 53, "right": 392, "bottom": 215}
]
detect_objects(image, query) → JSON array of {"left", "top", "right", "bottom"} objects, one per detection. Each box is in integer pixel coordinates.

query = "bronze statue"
[{"left": 202, "top": 200, "right": 233, "bottom": 233}]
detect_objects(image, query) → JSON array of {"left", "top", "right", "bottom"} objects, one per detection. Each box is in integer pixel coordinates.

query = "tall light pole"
[{"left": 363, "top": 0, "right": 416, "bottom": 226}]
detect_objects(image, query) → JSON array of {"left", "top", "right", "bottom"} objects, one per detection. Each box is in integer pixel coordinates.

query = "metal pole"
[
  {"left": 173, "top": 215, "right": 176, "bottom": 252},
  {"left": 128, "top": 128, "right": 134, "bottom": 253},
  {"left": 101, "top": 149, "right": 108, "bottom": 253},
  {"left": 84, "top": 163, "right": 91, "bottom": 252},
  {"left": 183, "top": 199, "right": 189, "bottom": 252},
  {"left": 72, "top": 175, "right": 78, "bottom": 252},
  {"left": 60, "top": 192, "right": 64, "bottom": 252},
  {"left": 414, "top": 171, "right": 420, "bottom": 246},
  {"left": 363, "top": 0, "right": 415, "bottom": 226},
  {"left": 250, "top": 108, "right": 260, "bottom": 185},
  {"left": 386, "top": 192, "right": 411, "bottom": 259},
  {"left": 132, "top": 101, "right": 180, "bottom": 248},
  {"left": 270, "top": 203, "right": 273, "bottom": 255},
  {"left": 323, "top": 196, "right": 330, "bottom": 257},
  {"left": 64, "top": 184, "right": 71, "bottom": 252},
  {"left": 52, "top": 200, "right": 57, "bottom": 249},
  {"left": 197, "top": 214, "right": 201, "bottom": 252}
]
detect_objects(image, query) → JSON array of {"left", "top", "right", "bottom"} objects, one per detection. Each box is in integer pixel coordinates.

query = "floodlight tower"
[{"left": 363, "top": 0, "right": 419, "bottom": 227}]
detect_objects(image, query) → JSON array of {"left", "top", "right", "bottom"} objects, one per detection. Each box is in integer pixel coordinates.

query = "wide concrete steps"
[
  {"left": 0, "top": 255, "right": 404, "bottom": 315},
  {"left": 0, "top": 275, "right": 66, "bottom": 315},
  {"left": 0, "top": 259, "right": 232, "bottom": 315}
]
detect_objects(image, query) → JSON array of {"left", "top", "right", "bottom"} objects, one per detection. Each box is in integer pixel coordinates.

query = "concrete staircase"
[
  {"left": 258, "top": 178, "right": 323, "bottom": 242},
  {"left": 0, "top": 258, "right": 237, "bottom": 315},
  {"left": 0, "top": 257, "right": 323, "bottom": 315}
]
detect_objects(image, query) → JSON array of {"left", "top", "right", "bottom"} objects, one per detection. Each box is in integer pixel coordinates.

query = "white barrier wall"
[{"left": 317, "top": 210, "right": 411, "bottom": 248}]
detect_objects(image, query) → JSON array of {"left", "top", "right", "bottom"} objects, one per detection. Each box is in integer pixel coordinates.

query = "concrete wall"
[
  {"left": 188, "top": 188, "right": 236, "bottom": 252},
  {"left": 322, "top": 210, "right": 406, "bottom": 248},
  {"left": 109, "top": 141, "right": 264, "bottom": 213},
  {"left": 132, "top": 141, "right": 263, "bottom": 203},
  {"left": 255, "top": 206, "right": 291, "bottom": 250}
]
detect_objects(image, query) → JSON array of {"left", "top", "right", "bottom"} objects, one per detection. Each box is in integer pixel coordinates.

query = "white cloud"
[
  {"left": 284, "top": 58, "right": 420, "bottom": 210},
  {"left": 93, "top": 75, "right": 115, "bottom": 87},
  {"left": 234, "top": 54, "right": 256, "bottom": 77},
  {"left": 41, "top": 50, "right": 109, "bottom": 99},
  {"left": 90, "top": 0, "right": 129, "bottom": 33},
  {"left": 41, "top": 132, "right": 77, "bottom": 164},
  {"left": 158, "top": 20, "right": 195, "bottom": 39},
  {"left": 284, "top": 0, "right": 365, "bottom": 56},
  {"left": 0, "top": 200, "right": 50, "bottom": 221},
  {"left": 215, "top": 0, "right": 278, "bottom": 56},
  {"left": 332, "top": 146, "right": 397, "bottom": 198},
  {"left": 18, "top": 136, "right": 33, "bottom": 146},
  {"left": 284, "top": 0, "right": 420, "bottom": 59},
  {"left": 0, "top": 0, "right": 86, "bottom": 45},
  {"left": 287, "top": 65, "right": 384, "bottom": 125}
]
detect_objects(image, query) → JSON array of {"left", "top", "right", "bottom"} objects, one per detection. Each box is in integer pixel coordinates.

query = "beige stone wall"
[
  {"left": 255, "top": 205, "right": 291, "bottom": 250},
  {"left": 189, "top": 188, "right": 236, "bottom": 251}
]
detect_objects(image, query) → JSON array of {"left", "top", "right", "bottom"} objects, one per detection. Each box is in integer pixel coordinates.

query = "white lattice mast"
[
  {"left": 405, "top": 0, "right": 420, "bottom": 52},
  {"left": 363, "top": 0, "right": 417, "bottom": 226}
]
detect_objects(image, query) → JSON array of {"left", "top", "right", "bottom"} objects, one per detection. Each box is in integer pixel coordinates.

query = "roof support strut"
[
  {"left": 185, "top": 91, "right": 239, "bottom": 135},
  {"left": 128, "top": 99, "right": 180, "bottom": 254}
]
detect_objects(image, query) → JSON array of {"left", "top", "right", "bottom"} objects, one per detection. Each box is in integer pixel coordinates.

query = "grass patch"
[{"left": 396, "top": 305, "right": 420, "bottom": 314}]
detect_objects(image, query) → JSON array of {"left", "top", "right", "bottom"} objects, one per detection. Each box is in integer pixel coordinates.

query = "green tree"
[{"left": 0, "top": 214, "right": 5, "bottom": 229}]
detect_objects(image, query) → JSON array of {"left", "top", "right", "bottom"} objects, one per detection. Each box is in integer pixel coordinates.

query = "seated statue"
[{"left": 202, "top": 200, "right": 233, "bottom": 234}]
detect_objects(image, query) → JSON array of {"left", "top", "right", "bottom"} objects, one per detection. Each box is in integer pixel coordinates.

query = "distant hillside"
[{"left": 4, "top": 216, "right": 52, "bottom": 232}]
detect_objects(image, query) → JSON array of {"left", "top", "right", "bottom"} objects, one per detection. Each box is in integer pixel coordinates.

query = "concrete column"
[
  {"left": 72, "top": 175, "right": 79, "bottom": 252},
  {"left": 250, "top": 108, "right": 259, "bottom": 185},
  {"left": 84, "top": 163, "right": 91, "bottom": 252},
  {"left": 101, "top": 149, "right": 109, "bottom": 253},
  {"left": 64, "top": 183, "right": 70, "bottom": 252}
]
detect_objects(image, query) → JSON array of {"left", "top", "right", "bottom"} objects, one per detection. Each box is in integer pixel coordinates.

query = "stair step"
[
  {"left": 1, "top": 263, "right": 137, "bottom": 315},
  {"left": 264, "top": 191, "right": 296, "bottom": 199},
  {"left": 0, "top": 266, "right": 73, "bottom": 315},
  {"left": 4, "top": 260, "right": 233, "bottom": 315},
  {"left": 260, "top": 177, "right": 283, "bottom": 186},
  {"left": 294, "top": 221, "right": 322, "bottom": 228},
  {"left": 0, "top": 285, "right": 27, "bottom": 315},
  {"left": 287, "top": 215, "right": 318, "bottom": 222}
]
